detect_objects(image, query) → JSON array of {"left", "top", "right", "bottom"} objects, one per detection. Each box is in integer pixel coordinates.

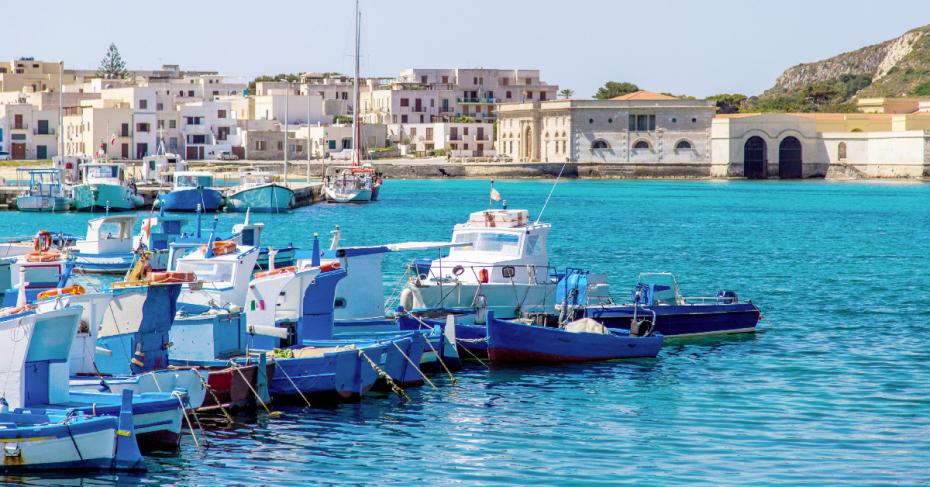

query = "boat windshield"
[
  {"left": 243, "top": 174, "right": 274, "bottom": 185},
  {"left": 176, "top": 175, "right": 211, "bottom": 188},
  {"left": 451, "top": 232, "right": 521, "bottom": 256},
  {"left": 86, "top": 166, "right": 119, "bottom": 179}
]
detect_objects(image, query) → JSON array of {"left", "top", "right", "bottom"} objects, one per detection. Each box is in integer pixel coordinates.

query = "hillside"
[{"left": 746, "top": 24, "right": 930, "bottom": 112}]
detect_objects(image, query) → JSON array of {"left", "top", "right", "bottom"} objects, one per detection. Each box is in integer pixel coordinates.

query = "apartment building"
[
  {"left": 0, "top": 102, "right": 59, "bottom": 159},
  {"left": 0, "top": 58, "right": 78, "bottom": 93},
  {"left": 387, "top": 122, "right": 494, "bottom": 157},
  {"left": 179, "top": 100, "right": 240, "bottom": 160},
  {"left": 294, "top": 124, "right": 387, "bottom": 159}
]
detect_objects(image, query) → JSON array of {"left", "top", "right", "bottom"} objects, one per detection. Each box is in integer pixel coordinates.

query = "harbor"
[{"left": 0, "top": 178, "right": 926, "bottom": 484}]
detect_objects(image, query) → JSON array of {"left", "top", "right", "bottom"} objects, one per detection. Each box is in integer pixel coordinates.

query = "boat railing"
[{"left": 682, "top": 295, "right": 737, "bottom": 305}]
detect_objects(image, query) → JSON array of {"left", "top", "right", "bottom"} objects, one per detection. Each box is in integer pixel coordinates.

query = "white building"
[{"left": 387, "top": 122, "right": 494, "bottom": 157}]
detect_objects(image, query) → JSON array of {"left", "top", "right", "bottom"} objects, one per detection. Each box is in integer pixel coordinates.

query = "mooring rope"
[
  {"left": 406, "top": 314, "right": 457, "bottom": 384},
  {"left": 273, "top": 360, "right": 313, "bottom": 408},
  {"left": 358, "top": 349, "right": 409, "bottom": 401},
  {"left": 193, "top": 370, "right": 233, "bottom": 424},
  {"left": 172, "top": 391, "right": 201, "bottom": 451},
  {"left": 392, "top": 341, "right": 436, "bottom": 389},
  {"left": 229, "top": 361, "right": 278, "bottom": 417}
]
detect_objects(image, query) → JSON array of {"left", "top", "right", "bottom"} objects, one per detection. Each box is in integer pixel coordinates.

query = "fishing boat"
[
  {"left": 246, "top": 238, "right": 417, "bottom": 395},
  {"left": 574, "top": 272, "right": 762, "bottom": 337},
  {"left": 70, "top": 215, "right": 138, "bottom": 274},
  {"left": 15, "top": 168, "right": 73, "bottom": 212},
  {"left": 0, "top": 389, "right": 145, "bottom": 472},
  {"left": 399, "top": 209, "right": 557, "bottom": 320},
  {"left": 72, "top": 162, "right": 143, "bottom": 212},
  {"left": 66, "top": 253, "right": 207, "bottom": 409},
  {"left": 166, "top": 235, "right": 274, "bottom": 411},
  {"left": 224, "top": 172, "right": 294, "bottom": 213},
  {"left": 133, "top": 212, "right": 187, "bottom": 272},
  {"left": 229, "top": 212, "right": 297, "bottom": 270},
  {"left": 485, "top": 312, "right": 663, "bottom": 364},
  {"left": 322, "top": 0, "right": 383, "bottom": 203},
  {"left": 159, "top": 171, "right": 223, "bottom": 212},
  {"left": 0, "top": 301, "right": 186, "bottom": 450}
]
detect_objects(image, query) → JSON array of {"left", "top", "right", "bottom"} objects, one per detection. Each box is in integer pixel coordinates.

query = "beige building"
[
  {"left": 0, "top": 58, "right": 77, "bottom": 93},
  {"left": 496, "top": 91, "right": 715, "bottom": 164},
  {"left": 387, "top": 122, "right": 494, "bottom": 157}
]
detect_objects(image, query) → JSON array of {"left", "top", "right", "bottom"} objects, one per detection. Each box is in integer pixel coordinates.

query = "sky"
[{"left": 4, "top": 0, "right": 927, "bottom": 98}]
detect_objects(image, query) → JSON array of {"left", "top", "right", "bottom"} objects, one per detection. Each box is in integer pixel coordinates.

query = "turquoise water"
[{"left": 4, "top": 179, "right": 930, "bottom": 485}]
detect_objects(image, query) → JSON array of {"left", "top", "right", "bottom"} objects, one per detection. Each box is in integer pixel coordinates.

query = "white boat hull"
[
  {"left": 405, "top": 282, "right": 557, "bottom": 319},
  {"left": 324, "top": 185, "right": 372, "bottom": 203},
  {"left": 70, "top": 369, "right": 208, "bottom": 409}
]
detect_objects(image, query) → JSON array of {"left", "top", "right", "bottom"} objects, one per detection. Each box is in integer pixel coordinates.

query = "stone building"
[{"left": 496, "top": 91, "right": 715, "bottom": 164}]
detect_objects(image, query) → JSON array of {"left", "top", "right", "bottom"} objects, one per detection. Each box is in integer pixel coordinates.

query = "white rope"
[
  {"left": 535, "top": 161, "right": 567, "bottom": 224},
  {"left": 172, "top": 391, "right": 201, "bottom": 450}
]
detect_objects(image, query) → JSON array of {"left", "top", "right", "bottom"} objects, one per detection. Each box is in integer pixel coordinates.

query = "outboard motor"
[
  {"left": 629, "top": 318, "right": 651, "bottom": 337},
  {"left": 716, "top": 290, "right": 738, "bottom": 304}
]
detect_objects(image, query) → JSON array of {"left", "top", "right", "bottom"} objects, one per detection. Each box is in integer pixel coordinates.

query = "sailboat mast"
[{"left": 352, "top": 0, "right": 361, "bottom": 166}]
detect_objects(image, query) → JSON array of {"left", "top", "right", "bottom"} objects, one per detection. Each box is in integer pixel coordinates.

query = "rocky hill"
[{"left": 747, "top": 24, "right": 930, "bottom": 111}]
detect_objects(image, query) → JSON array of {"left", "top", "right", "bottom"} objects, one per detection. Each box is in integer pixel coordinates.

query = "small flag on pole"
[
  {"left": 110, "top": 134, "right": 117, "bottom": 146},
  {"left": 490, "top": 187, "right": 501, "bottom": 202}
]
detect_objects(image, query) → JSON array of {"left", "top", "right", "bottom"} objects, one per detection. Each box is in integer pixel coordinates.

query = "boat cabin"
[
  {"left": 143, "top": 153, "right": 187, "bottom": 185},
  {"left": 169, "top": 240, "right": 259, "bottom": 308},
  {"left": 173, "top": 171, "right": 214, "bottom": 190},
  {"left": 237, "top": 172, "right": 277, "bottom": 188},
  {"left": 18, "top": 168, "right": 65, "bottom": 198},
  {"left": 4, "top": 256, "right": 72, "bottom": 305},
  {"left": 74, "top": 214, "right": 138, "bottom": 256},
  {"left": 52, "top": 154, "right": 91, "bottom": 185},
  {"left": 82, "top": 163, "right": 127, "bottom": 185},
  {"left": 427, "top": 209, "right": 551, "bottom": 285}
]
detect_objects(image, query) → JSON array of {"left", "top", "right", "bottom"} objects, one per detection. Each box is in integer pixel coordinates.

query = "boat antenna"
[{"left": 534, "top": 162, "right": 567, "bottom": 224}]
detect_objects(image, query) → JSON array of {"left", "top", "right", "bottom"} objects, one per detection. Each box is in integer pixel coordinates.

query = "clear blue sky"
[{"left": 5, "top": 0, "right": 926, "bottom": 98}]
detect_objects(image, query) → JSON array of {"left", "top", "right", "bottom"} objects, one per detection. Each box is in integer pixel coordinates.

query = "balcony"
[
  {"left": 12, "top": 123, "right": 28, "bottom": 130},
  {"left": 33, "top": 128, "right": 56, "bottom": 136}
]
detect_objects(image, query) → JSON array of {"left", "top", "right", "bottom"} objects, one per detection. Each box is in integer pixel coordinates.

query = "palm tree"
[{"left": 559, "top": 88, "right": 574, "bottom": 99}]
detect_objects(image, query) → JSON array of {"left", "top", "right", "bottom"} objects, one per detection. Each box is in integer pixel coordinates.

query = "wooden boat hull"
[
  {"left": 581, "top": 303, "right": 761, "bottom": 337},
  {"left": 486, "top": 314, "right": 663, "bottom": 365}
]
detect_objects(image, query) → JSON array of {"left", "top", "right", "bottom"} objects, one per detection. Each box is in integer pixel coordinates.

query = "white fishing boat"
[
  {"left": 70, "top": 214, "right": 138, "bottom": 274},
  {"left": 399, "top": 209, "right": 557, "bottom": 319},
  {"left": 15, "top": 168, "right": 73, "bottom": 212}
]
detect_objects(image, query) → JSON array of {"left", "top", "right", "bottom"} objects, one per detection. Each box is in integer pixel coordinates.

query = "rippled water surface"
[{"left": 4, "top": 179, "right": 930, "bottom": 485}]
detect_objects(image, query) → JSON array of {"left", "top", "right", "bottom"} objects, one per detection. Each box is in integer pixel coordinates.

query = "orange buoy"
[
  {"left": 320, "top": 261, "right": 341, "bottom": 272},
  {"left": 37, "top": 285, "right": 86, "bottom": 300},
  {"left": 26, "top": 250, "right": 61, "bottom": 262},
  {"left": 200, "top": 240, "right": 237, "bottom": 256}
]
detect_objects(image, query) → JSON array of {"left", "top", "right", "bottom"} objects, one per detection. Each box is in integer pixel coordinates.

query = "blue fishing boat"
[
  {"left": 0, "top": 389, "right": 145, "bottom": 472},
  {"left": 0, "top": 303, "right": 186, "bottom": 450},
  {"left": 225, "top": 172, "right": 294, "bottom": 213},
  {"left": 242, "top": 250, "right": 384, "bottom": 400},
  {"left": 70, "top": 215, "right": 138, "bottom": 274},
  {"left": 159, "top": 171, "right": 223, "bottom": 212},
  {"left": 485, "top": 312, "right": 663, "bottom": 364},
  {"left": 575, "top": 273, "right": 762, "bottom": 337},
  {"left": 15, "top": 168, "right": 73, "bottom": 212}
]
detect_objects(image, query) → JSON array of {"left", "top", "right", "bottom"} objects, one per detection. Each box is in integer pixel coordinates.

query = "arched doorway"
[
  {"left": 778, "top": 136, "right": 802, "bottom": 178},
  {"left": 743, "top": 136, "right": 767, "bottom": 179},
  {"left": 523, "top": 125, "right": 533, "bottom": 161}
]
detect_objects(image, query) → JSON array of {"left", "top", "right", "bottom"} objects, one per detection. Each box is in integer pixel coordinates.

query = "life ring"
[
  {"left": 254, "top": 266, "right": 296, "bottom": 279},
  {"left": 200, "top": 240, "right": 237, "bottom": 256},
  {"left": 452, "top": 265, "right": 465, "bottom": 276},
  {"left": 37, "top": 285, "right": 86, "bottom": 300},
  {"left": 26, "top": 250, "right": 61, "bottom": 262},
  {"left": 320, "top": 261, "right": 341, "bottom": 272},
  {"left": 148, "top": 271, "right": 196, "bottom": 284},
  {"left": 33, "top": 230, "right": 52, "bottom": 252},
  {"left": 399, "top": 288, "right": 414, "bottom": 311}
]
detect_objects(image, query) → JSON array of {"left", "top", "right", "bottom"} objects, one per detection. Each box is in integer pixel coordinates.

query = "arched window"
[
  {"left": 838, "top": 142, "right": 847, "bottom": 160},
  {"left": 591, "top": 139, "right": 609, "bottom": 149},
  {"left": 675, "top": 140, "right": 693, "bottom": 150},
  {"left": 633, "top": 140, "right": 651, "bottom": 150}
]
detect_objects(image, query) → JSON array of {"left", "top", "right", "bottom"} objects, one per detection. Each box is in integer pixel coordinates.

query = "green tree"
[
  {"left": 559, "top": 88, "right": 574, "bottom": 99},
  {"left": 707, "top": 93, "right": 747, "bottom": 114},
  {"left": 247, "top": 73, "right": 301, "bottom": 95},
  {"left": 593, "top": 81, "right": 639, "bottom": 99},
  {"left": 97, "top": 43, "right": 128, "bottom": 79}
]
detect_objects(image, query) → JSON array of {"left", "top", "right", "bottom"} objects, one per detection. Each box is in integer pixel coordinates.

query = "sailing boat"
[{"left": 323, "top": 0, "right": 382, "bottom": 203}]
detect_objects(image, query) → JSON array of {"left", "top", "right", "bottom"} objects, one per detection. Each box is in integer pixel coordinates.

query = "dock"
[{"left": 0, "top": 181, "right": 324, "bottom": 211}]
